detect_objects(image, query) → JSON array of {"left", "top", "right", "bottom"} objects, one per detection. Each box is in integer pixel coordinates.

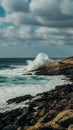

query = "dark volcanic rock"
[
  {"left": 0, "top": 79, "right": 73, "bottom": 130},
  {"left": 7, "top": 94, "right": 33, "bottom": 104},
  {"left": 3, "top": 125, "right": 17, "bottom": 130},
  {"left": 16, "top": 106, "right": 35, "bottom": 127}
]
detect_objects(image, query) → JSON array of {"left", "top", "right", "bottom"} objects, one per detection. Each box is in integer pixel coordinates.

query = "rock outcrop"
[
  {"left": 34, "top": 56, "right": 73, "bottom": 75},
  {"left": 26, "top": 109, "right": 73, "bottom": 130},
  {"left": 0, "top": 81, "right": 73, "bottom": 130},
  {"left": 0, "top": 57, "right": 73, "bottom": 130},
  {"left": 7, "top": 95, "right": 33, "bottom": 104}
]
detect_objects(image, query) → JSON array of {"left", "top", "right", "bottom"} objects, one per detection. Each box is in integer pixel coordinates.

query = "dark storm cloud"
[
  {"left": 1, "top": 0, "right": 73, "bottom": 27},
  {"left": 1, "top": 0, "right": 30, "bottom": 12},
  {"left": 30, "top": 0, "right": 73, "bottom": 27},
  {"left": 0, "top": 0, "right": 73, "bottom": 28}
]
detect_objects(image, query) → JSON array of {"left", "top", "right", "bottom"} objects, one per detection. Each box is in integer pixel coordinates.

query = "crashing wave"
[{"left": 24, "top": 53, "right": 53, "bottom": 74}]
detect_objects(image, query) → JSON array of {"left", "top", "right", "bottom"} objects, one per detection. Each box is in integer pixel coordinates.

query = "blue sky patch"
[{"left": 0, "top": 6, "right": 5, "bottom": 17}]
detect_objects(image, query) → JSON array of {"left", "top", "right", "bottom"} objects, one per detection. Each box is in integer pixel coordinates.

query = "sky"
[{"left": 0, "top": 0, "right": 73, "bottom": 58}]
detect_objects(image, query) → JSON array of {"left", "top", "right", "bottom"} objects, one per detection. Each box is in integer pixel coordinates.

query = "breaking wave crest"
[
  {"left": 0, "top": 53, "right": 52, "bottom": 76},
  {"left": 0, "top": 53, "right": 70, "bottom": 112},
  {"left": 24, "top": 53, "right": 52, "bottom": 74}
]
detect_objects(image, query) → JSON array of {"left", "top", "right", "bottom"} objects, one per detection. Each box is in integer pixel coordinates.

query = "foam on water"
[
  {"left": 0, "top": 53, "right": 52, "bottom": 76},
  {"left": 0, "top": 53, "right": 71, "bottom": 112},
  {"left": 24, "top": 53, "right": 53, "bottom": 74},
  {"left": 0, "top": 75, "right": 70, "bottom": 112}
]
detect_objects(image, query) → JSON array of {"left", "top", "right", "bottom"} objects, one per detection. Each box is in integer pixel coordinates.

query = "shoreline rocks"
[
  {"left": 34, "top": 56, "right": 73, "bottom": 75},
  {"left": 0, "top": 80, "right": 73, "bottom": 130},
  {"left": 0, "top": 56, "right": 73, "bottom": 130},
  {"left": 7, "top": 95, "right": 33, "bottom": 104}
]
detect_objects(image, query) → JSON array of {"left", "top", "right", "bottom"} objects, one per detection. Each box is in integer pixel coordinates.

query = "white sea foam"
[
  {"left": 0, "top": 53, "right": 71, "bottom": 112},
  {"left": 24, "top": 53, "right": 53, "bottom": 74},
  {"left": 0, "top": 75, "right": 71, "bottom": 112},
  {"left": 0, "top": 53, "right": 52, "bottom": 76}
]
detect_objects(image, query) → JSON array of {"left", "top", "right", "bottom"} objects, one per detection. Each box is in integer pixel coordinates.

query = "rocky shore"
[
  {"left": 0, "top": 57, "right": 73, "bottom": 130},
  {"left": 0, "top": 75, "right": 73, "bottom": 130},
  {"left": 34, "top": 56, "right": 73, "bottom": 75}
]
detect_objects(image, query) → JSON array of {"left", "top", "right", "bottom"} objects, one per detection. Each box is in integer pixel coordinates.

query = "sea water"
[{"left": 0, "top": 53, "right": 70, "bottom": 112}]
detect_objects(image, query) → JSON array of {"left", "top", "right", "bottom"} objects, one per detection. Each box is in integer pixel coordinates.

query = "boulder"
[
  {"left": 26, "top": 109, "right": 73, "bottom": 130},
  {"left": 0, "top": 81, "right": 73, "bottom": 130},
  {"left": 7, "top": 94, "right": 33, "bottom": 104},
  {"left": 53, "top": 109, "right": 73, "bottom": 128},
  {"left": 68, "top": 125, "right": 73, "bottom": 130},
  {"left": 34, "top": 56, "right": 73, "bottom": 75}
]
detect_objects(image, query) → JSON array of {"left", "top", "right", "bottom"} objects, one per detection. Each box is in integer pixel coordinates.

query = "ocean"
[{"left": 0, "top": 53, "right": 69, "bottom": 112}]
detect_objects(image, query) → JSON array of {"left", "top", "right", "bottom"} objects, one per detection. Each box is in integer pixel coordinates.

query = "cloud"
[
  {"left": 0, "top": 25, "right": 33, "bottom": 42},
  {"left": 0, "top": 0, "right": 73, "bottom": 28},
  {"left": 1, "top": 0, "right": 30, "bottom": 12},
  {"left": 0, "top": 25, "right": 41, "bottom": 46},
  {"left": 0, "top": 0, "right": 40, "bottom": 26},
  {"left": 30, "top": 0, "right": 59, "bottom": 19},
  {"left": 0, "top": 25, "right": 73, "bottom": 47},
  {"left": 35, "top": 27, "right": 73, "bottom": 46},
  {"left": 6, "top": 12, "right": 40, "bottom": 25},
  {"left": 60, "top": 0, "right": 73, "bottom": 16},
  {"left": 0, "top": 0, "right": 73, "bottom": 47},
  {"left": 30, "top": 0, "right": 73, "bottom": 27}
]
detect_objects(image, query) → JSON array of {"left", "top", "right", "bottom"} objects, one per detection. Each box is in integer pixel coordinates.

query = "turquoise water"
[
  {"left": 0, "top": 54, "right": 68, "bottom": 112},
  {"left": 0, "top": 65, "right": 67, "bottom": 112}
]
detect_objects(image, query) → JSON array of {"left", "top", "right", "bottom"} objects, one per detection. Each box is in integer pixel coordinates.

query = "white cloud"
[
  {"left": 0, "top": 25, "right": 38, "bottom": 45},
  {"left": 30, "top": 0, "right": 59, "bottom": 19},
  {"left": 0, "top": 0, "right": 73, "bottom": 47},
  {"left": 0, "top": 24, "right": 73, "bottom": 46},
  {"left": 1, "top": 0, "right": 73, "bottom": 28}
]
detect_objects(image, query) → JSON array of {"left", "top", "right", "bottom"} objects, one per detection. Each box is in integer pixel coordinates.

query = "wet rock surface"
[
  {"left": 7, "top": 95, "right": 33, "bottom": 104},
  {"left": 0, "top": 75, "right": 73, "bottom": 130}
]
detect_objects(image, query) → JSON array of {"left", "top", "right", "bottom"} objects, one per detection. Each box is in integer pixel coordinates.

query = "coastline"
[
  {"left": 0, "top": 75, "right": 67, "bottom": 112},
  {"left": 0, "top": 75, "right": 73, "bottom": 130},
  {"left": 0, "top": 56, "right": 73, "bottom": 130}
]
